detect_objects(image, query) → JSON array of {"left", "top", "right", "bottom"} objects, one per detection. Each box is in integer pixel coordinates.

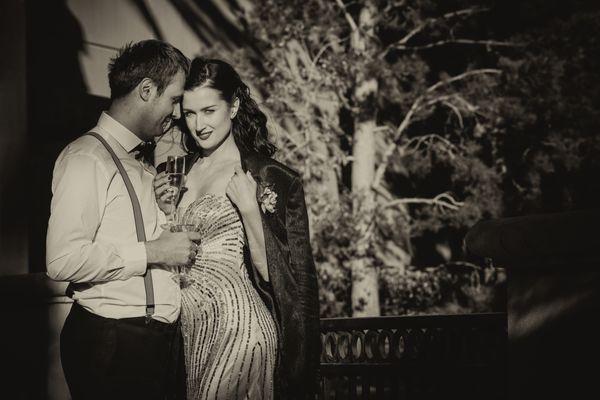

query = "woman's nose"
[{"left": 195, "top": 115, "right": 204, "bottom": 130}]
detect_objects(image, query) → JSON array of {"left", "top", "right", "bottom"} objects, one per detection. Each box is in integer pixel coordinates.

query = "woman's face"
[{"left": 182, "top": 86, "right": 237, "bottom": 154}]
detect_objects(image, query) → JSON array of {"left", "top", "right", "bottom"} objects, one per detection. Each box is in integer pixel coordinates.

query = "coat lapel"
[{"left": 240, "top": 152, "right": 288, "bottom": 243}]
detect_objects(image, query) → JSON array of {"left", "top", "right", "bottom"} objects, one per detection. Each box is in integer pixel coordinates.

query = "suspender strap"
[{"left": 86, "top": 132, "right": 156, "bottom": 320}]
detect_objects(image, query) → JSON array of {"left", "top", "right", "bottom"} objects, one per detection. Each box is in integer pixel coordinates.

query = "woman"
[{"left": 154, "top": 57, "right": 320, "bottom": 400}]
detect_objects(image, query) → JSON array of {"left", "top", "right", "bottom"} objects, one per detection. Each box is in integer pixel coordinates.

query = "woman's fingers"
[
  {"left": 160, "top": 191, "right": 172, "bottom": 202},
  {"left": 154, "top": 172, "right": 172, "bottom": 196},
  {"left": 154, "top": 172, "right": 170, "bottom": 188},
  {"left": 159, "top": 187, "right": 178, "bottom": 201},
  {"left": 156, "top": 183, "right": 173, "bottom": 196},
  {"left": 226, "top": 179, "right": 237, "bottom": 199},
  {"left": 155, "top": 182, "right": 169, "bottom": 197}
]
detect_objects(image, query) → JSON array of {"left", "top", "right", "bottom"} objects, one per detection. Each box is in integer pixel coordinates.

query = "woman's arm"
[
  {"left": 226, "top": 166, "right": 269, "bottom": 281},
  {"left": 238, "top": 203, "right": 270, "bottom": 282}
]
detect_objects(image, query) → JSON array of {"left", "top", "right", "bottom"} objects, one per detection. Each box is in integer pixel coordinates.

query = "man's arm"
[{"left": 46, "top": 152, "right": 147, "bottom": 283}]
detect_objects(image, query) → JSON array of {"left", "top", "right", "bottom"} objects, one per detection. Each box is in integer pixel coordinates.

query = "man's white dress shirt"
[{"left": 47, "top": 112, "right": 180, "bottom": 323}]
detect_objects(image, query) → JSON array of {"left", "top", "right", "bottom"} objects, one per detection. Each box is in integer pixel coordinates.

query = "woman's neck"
[{"left": 202, "top": 132, "right": 240, "bottom": 165}]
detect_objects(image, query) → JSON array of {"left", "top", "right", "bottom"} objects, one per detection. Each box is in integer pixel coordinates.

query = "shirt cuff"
[{"left": 117, "top": 242, "right": 147, "bottom": 276}]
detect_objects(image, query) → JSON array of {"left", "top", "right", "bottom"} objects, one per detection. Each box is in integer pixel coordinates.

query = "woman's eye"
[
  {"left": 204, "top": 109, "right": 214, "bottom": 115},
  {"left": 184, "top": 112, "right": 194, "bottom": 118}
]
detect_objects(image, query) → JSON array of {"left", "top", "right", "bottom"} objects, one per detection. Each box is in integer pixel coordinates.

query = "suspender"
[{"left": 86, "top": 132, "right": 156, "bottom": 320}]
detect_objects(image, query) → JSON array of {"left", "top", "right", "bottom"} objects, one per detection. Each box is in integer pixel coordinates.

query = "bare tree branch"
[
  {"left": 335, "top": 0, "right": 359, "bottom": 32},
  {"left": 426, "top": 69, "right": 501, "bottom": 93},
  {"left": 397, "top": 7, "right": 490, "bottom": 45},
  {"left": 379, "top": 7, "right": 492, "bottom": 57},
  {"left": 371, "top": 70, "right": 500, "bottom": 182},
  {"left": 393, "top": 39, "right": 524, "bottom": 52},
  {"left": 404, "top": 134, "right": 460, "bottom": 158},
  {"left": 382, "top": 192, "right": 465, "bottom": 211},
  {"left": 308, "top": 37, "right": 347, "bottom": 80},
  {"left": 442, "top": 100, "right": 464, "bottom": 128},
  {"left": 451, "top": 94, "right": 479, "bottom": 113},
  {"left": 373, "top": 184, "right": 393, "bottom": 201},
  {"left": 442, "top": 261, "right": 485, "bottom": 270}
]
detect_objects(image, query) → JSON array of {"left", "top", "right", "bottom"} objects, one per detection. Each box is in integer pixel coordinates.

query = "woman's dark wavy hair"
[{"left": 181, "top": 57, "right": 276, "bottom": 158}]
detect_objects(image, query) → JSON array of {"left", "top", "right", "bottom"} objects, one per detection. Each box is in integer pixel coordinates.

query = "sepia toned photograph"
[{"left": 1, "top": 0, "right": 599, "bottom": 399}]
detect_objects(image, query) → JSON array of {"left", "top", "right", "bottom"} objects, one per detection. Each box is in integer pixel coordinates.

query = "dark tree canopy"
[{"left": 208, "top": 0, "right": 600, "bottom": 316}]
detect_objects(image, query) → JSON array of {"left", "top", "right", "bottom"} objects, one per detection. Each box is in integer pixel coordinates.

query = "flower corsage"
[{"left": 258, "top": 182, "right": 278, "bottom": 214}]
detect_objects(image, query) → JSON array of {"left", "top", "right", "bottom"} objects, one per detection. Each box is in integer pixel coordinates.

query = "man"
[{"left": 46, "top": 40, "right": 197, "bottom": 399}]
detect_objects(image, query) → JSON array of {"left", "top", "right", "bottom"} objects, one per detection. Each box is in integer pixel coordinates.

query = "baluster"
[
  {"left": 375, "top": 373, "right": 384, "bottom": 399},
  {"left": 362, "top": 374, "right": 371, "bottom": 400},
  {"left": 349, "top": 374, "right": 357, "bottom": 400},
  {"left": 334, "top": 375, "right": 345, "bottom": 400},
  {"left": 317, "top": 314, "right": 506, "bottom": 400}
]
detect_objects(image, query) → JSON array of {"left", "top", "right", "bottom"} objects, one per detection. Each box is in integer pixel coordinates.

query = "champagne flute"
[
  {"left": 162, "top": 156, "right": 198, "bottom": 287},
  {"left": 170, "top": 208, "right": 200, "bottom": 289},
  {"left": 164, "top": 155, "right": 186, "bottom": 226}
]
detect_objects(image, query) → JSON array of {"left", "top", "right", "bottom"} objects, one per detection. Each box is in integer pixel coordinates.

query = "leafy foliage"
[{"left": 204, "top": 0, "right": 598, "bottom": 316}]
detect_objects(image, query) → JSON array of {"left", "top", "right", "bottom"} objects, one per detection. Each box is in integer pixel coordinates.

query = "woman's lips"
[{"left": 197, "top": 130, "right": 212, "bottom": 140}]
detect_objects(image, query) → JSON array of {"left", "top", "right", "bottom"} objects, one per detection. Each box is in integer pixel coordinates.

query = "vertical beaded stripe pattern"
[{"left": 179, "top": 193, "right": 277, "bottom": 399}]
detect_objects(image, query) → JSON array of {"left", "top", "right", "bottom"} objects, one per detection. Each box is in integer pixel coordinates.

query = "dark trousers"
[{"left": 60, "top": 302, "right": 186, "bottom": 400}]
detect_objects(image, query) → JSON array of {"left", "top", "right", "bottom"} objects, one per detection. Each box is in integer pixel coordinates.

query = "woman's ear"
[
  {"left": 230, "top": 97, "right": 240, "bottom": 119},
  {"left": 138, "top": 78, "right": 156, "bottom": 102}
]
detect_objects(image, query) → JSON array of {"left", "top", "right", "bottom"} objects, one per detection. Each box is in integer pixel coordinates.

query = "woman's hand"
[
  {"left": 226, "top": 165, "right": 259, "bottom": 216},
  {"left": 153, "top": 171, "right": 179, "bottom": 215}
]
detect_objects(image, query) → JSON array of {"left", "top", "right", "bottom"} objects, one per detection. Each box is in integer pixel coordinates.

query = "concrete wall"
[
  {"left": 22, "top": 0, "right": 252, "bottom": 273},
  {"left": 0, "top": 273, "right": 70, "bottom": 399},
  {"left": 67, "top": 0, "right": 206, "bottom": 98},
  {"left": 0, "top": 2, "right": 248, "bottom": 397},
  {"left": 0, "top": 0, "right": 28, "bottom": 276}
]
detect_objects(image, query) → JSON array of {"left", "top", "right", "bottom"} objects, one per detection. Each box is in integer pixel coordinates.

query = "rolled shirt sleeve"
[{"left": 46, "top": 152, "right": 147, "bottom": 283}]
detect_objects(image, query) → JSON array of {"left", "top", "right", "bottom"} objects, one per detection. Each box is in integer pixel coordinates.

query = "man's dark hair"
[{"left": 108, "top": 40, "right": 189, "bottom": 100}]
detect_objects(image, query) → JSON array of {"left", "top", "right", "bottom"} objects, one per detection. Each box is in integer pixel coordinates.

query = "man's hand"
[{"left": 145, "top": 229, "right": 201, "bottom": 267}]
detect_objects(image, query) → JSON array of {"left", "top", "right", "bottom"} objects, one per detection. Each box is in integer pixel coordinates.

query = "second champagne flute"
[{"left": 170, "top": 207, "right": 199, "bottom": 288}]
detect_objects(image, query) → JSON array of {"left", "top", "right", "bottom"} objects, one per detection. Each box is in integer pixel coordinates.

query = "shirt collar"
[{"left": 97, "top": 112, "right": 143, "bottom": 153}]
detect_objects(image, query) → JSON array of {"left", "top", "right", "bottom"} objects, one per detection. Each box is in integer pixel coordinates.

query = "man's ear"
[
  {"left": 138, "top": 78, "right": 156, "bottom": 102},
  {"left": 230, "top": 97, "right": 240, "bottom": 119}
]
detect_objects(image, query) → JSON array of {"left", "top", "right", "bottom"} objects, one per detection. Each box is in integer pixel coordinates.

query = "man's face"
[{"left": 144, "top": 70, "right": 185, "bottom": 139}]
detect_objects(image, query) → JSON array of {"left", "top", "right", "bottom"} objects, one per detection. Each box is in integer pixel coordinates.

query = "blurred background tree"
[{"left": 195, "top": 0, "right": 600, "bottom": 317}]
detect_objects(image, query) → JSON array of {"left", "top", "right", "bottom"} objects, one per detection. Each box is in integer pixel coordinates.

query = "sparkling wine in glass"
[
  {"left": 164, "top": 155, "right": 186, "bottom": 226},
  {"left": 170, "top": 208, "right": 200, "bottom": 289}
]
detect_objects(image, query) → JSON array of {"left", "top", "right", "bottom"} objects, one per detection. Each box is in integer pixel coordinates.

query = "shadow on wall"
[
  {"left": 0, "top": 274, "right": 71, "bottom": 400},
  {"left": 0, "top": 0, "right": 27, "bottom": 276},
  {"left": 27, "top": 0, "right": 252, "bottom": 273},
  {"left": 13, "top": 0, "right": 253, "bottom": 398},
  {"left": 27, "top": 0, "right": 109, "bottom": 273},
  {"left": 166, "top": 0, "right": 252, "bottom": 51}
]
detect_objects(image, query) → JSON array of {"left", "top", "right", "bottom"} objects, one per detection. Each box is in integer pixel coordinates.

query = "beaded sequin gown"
[{"left": 179, "top": 193, "right": 278, "bottom": 400}]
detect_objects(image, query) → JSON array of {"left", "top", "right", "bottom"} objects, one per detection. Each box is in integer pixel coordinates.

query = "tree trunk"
[
  {"left": 350, "top": 118, "right": 380, "bottom": 316},
  {"left": 349, "top": 2, "right": 381, "bottom": 317}
]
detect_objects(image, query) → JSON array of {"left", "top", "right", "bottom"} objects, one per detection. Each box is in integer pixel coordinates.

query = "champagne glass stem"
[{"left": 167, "top": 195, "right": 176, "bottom": 224}]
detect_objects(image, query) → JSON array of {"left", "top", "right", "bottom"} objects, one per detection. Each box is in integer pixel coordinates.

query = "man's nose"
[{"left": 172, "top": 105, "right": 181, "bottom": 120}]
